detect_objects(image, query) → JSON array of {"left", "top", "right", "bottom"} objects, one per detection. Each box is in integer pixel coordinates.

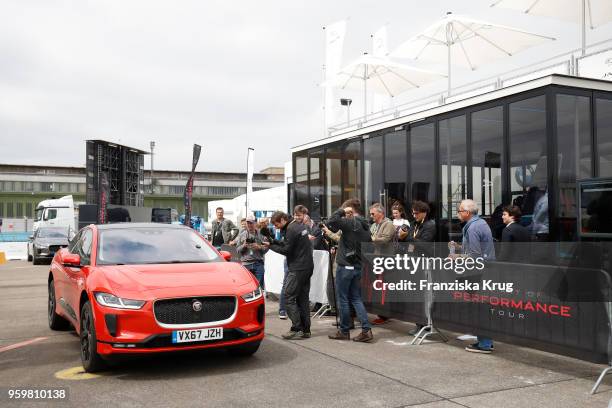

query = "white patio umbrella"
[
  {"left": 325, "top": 54, "right": 446, "bottom": 118},
  {"left": 491, "top": 0, "right": 612, "bottom": 56},
  {"left": 390, "top": 13, "right": 555, "bottom": 96}
]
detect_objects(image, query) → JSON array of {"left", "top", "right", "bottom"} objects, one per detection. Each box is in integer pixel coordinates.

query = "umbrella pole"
[
  {"left": 447, "top": 42, "right": 452, "bottom": 98},
  {"left": 581, "top": 0, "right": 586, "bottom": 57},
  {"left": 364, "top": 65, "right": 368, "bottom": 120},
  {"left": 446, "top": 21, "right": 452, "bottom": 98}
]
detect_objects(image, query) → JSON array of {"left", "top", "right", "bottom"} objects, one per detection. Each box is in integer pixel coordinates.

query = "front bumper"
[
  {"left": 97, "top": 328, "right": 264, "bottom": 354},
  {"left": 92, "top": 296, "right": 265, "bottom": 355}
]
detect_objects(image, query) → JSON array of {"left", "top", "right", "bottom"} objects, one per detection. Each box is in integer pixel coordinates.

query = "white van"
[{"left": 33, "top": 195, "right": 76, "bottom": 234}]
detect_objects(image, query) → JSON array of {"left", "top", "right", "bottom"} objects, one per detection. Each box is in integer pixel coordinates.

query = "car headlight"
[
  {"left": 241, "top": 287, "right": 263, "bottom": 303},
  {"left": 35, "top": 243, "right": 47, "bottom": 249},
  {"left": 94, "top": 292, "right": 145, "bottom": 310}
]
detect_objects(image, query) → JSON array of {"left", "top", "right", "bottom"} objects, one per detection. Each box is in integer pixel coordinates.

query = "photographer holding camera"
[
  {"left": 391, "top": 203, "right": 410, "bottom": 242},
  {"left": 327, "top": 198, "right": 374, "bottom": 343},
  {"left": 235, "top": 215, "right": 269, "bottom": 287}
]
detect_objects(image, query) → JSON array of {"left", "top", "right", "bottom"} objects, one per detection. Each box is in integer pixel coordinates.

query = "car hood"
[{"left": 96, "top": 262, "right": 255, "bottom": 299}]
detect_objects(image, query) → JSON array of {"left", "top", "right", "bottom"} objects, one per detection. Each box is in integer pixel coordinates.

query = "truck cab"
[{"left": 33, "top": 195, "right": 76, "bottom": 234}]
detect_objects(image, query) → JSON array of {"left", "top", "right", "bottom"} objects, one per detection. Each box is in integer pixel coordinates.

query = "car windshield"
[
  {"left": 97, "top": 227, "right": 221, "bottom": 265},
  {"left": 38, "top": 228, "right": 68, "bottom": 238}
]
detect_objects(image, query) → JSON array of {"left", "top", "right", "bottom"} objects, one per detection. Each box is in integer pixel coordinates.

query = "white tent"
[{"left": 207, "top": 186, "right": 287, "bottom": 224}]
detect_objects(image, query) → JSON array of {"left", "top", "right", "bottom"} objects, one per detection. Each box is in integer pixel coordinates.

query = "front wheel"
[
  {"left": 227, "top": 340, "right": 261, "bottom": 357},
  {"left": 80, "top": 301, "right": 105, "bottom": 372}
]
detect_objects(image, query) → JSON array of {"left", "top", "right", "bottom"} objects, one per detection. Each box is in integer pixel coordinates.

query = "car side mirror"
[
  {"left": 29, "top": 235, "right": 34, "bottom": 240},
  {"left": 63, "top": 253, "right": 81, "bottom": 267},
  {"left": 219, "top": 251, "right": 232, "bottom": 261}
]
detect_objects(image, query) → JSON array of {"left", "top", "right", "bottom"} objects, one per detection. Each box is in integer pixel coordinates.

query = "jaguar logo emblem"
[{"left": 192, "top": 300, "right": 202, "bottom": 312}]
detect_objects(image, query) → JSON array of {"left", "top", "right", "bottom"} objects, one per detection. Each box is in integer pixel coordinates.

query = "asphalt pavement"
[{"left": 1, "top": 260, "right": 611, "bottom": 408}]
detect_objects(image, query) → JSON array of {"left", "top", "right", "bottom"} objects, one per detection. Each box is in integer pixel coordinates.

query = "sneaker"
[
  {"left": 465, "top": 343, "right": 492, "bottom": 354},
  {"left": 470, "top": 342, "right": 494, "bottom": 350},
  {"left": 301, "top": 331, "right": 311, "bottom": 339},
  {"left": 352, "top": 329, "right": 374, "bottom": 343},
  {"left": 279, "top": 311, "right": 288, "bottom": 320},
  {"left": 328, "top": 331, "right": 350, "bottom": 341},
  {"left": 282, "top": 330, "right": 304, "bottom": 340},
  {"left": 371, "top": 317, "right": 389, "bottom": 325},
  {"left": 408, "top": 325, "right": 430, "bottom": 336}
]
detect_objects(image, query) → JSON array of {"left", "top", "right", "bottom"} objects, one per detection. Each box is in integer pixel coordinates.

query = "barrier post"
[
  {"left": 410, "top": 267, "right": 448, "bottom": 345},
  {"left": 591, "top": 271, "right": 612, "bottom": 394},
  {"left": 0, "top": 251, "right": 6, "bottom": 264}
]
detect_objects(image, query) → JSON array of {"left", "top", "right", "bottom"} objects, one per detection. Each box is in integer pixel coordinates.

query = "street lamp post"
[
  {"left": 150, "top": 141, "right": 155, "bottom": 194},
  {"left": 340, "top": 98, "right": 352, "bottom": 126}
]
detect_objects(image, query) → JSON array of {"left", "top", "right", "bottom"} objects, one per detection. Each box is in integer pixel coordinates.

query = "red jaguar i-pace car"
[{"left": 47, "top": 223, "right": 265, "bottom": 372}]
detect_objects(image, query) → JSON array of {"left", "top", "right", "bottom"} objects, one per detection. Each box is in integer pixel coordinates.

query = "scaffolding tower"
[{"left": 86, "top": 140, "right": 147, "bottom": 207}]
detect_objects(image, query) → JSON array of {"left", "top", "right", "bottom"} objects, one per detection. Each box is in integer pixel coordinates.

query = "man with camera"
[
  {"left": 211, "top": 207, "right": 238, "bottom": 249},
  {"left": 235, "top": 215, "right": 269, "bottom": 287},
  {"left": 327, "top": 198, "right": 374, "bottom": 342},
  {"left": 267, "top": 210, "right": 314, "bottom": 340}
]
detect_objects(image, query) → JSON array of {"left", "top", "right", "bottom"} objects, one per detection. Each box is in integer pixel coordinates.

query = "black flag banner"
[{"left": 183, "top": 144, "right": 202, "bottom": 227}]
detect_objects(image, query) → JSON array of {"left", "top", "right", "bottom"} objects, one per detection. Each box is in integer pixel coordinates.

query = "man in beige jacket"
[
  {"left": 369, "top": 203, "right": 395, "bottom": 242},
  {"left": 368, "top": 203, "right": 395, "bottom": 325}
]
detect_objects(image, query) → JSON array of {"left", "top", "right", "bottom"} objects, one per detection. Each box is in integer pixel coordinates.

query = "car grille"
[{"left": 154, "top": 296, "right": 236, "bottom": 325}]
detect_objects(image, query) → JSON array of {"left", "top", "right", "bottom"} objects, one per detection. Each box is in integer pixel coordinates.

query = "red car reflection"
[{"left": 47, "top": 223, "right": 264, "bottom": 372}]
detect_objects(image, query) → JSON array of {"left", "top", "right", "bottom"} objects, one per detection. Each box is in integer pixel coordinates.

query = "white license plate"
[{"left": 172, "top": 327, "right": 223, "bottom": 344}]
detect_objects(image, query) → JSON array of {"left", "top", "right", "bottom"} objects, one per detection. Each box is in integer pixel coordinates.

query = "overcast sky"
[{"left": 1, "top": 1, "right": 611, "bottom": 173}]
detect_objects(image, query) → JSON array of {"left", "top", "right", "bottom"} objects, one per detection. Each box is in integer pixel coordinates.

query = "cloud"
[{"left": 0, "top": 0, "right": 608, "bottom": 172}]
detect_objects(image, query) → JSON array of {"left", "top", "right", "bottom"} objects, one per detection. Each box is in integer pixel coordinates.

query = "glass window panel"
[
  {"left": 363, "top": 136, "right": 383, "bottom": 207},
  {"left": 16, "top": 203, "right": 23, "bottom": 217},
  {"left": 439, "top": 115, "right": 467, "bottom": 239},
  {"left": 342, "top": 140, "right": 361, "bottom": 203},
  {"left": 556, "top": 94, "right": 591, "bottom": 241},
  {"left": 410, "top": 123, "right": 435, "bottom": 209},
  {"left": 14, "top": 181, "right": 23, "bottom": 191},
  {"left": 325, "top": 145, "right": 342, "bottom": 215},
  {"left": 309, "top": 149, "right": 324, "bottom": 219},
  {"left": 26, "top": 202, "right": 33, "bottom": 218},
  {"left": 385, "top": 129, "right": 408, "bottom": 213},
  {"left": 295, "top": 153, "right": 308, "bottom": 208},
  {"left": 471, "top": 106, "right": 504, "bottom": 238},
  {"left": 6, "top": 202, "right": 14, "bottom": 217},
  {"left": 597, "top": 98, "right": 612, "bottom": 177},
  {"left": 510, "top": 95, "right": 548, "bottom": 239}
]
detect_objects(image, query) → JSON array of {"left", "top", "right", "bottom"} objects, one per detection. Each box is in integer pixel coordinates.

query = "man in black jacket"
[
  {"left": 327, "top": 198, "right": 374, "bottom": 343},
  {"left": 499, "top": 205, "right": 530, "bottom": 261},
  {"left": 267, "top": 211, "right": 314, "bottom": 340}
]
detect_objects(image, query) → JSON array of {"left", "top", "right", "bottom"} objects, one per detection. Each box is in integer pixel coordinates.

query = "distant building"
[{"left": 0, "top": 164, "right": 284, "bottom": 221}]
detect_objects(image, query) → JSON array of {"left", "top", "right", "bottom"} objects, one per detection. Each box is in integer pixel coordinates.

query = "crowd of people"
[{"left": 208, "top": 198, "right": 531, "bottom": 353}]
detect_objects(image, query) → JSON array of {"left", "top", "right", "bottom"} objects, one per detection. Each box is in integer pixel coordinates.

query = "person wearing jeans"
[
  {"left": 335, "top": 265, "right": 371, "bottom": 335},
  {"left": 326, "top": 198, "right": 374, "bottom": 343},
  {"left": 449, "top": 199, "right": 496, "bottom": 354}
]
